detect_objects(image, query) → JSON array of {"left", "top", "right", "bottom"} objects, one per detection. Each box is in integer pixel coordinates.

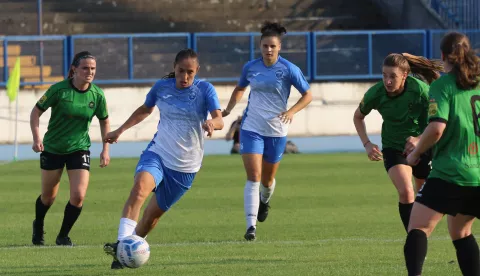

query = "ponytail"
[
  {"left": 67, "top": 68, "right": 74, "bottom": 79},
  {"left": 162, "top": 72, "right": 175, "bottom": 79},
  {"left": 383, "top": 53, "right": 443, "bottom": 85},
  {"left": 402, "top": 53, "right": 443, "bottom": 85},
  {"left": 440, "top": 32, "right": 480, "bottom": 90}
]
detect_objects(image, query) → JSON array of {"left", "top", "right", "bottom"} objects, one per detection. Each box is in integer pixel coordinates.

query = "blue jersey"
[
  {"left": 238, "top": 56, "right": 310, "bottom": 137},
  {"left": 144, "top": 78, "right": 221, "bottom": 173}
]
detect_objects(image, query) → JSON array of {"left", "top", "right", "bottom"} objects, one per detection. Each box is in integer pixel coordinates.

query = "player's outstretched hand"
[
  {"left": 104, "top": 129, "right": 121, "bottom": 144},
  {"left": 365, "top": 142, "right": 383, "bottom": 161},
  {"left": 100, "top": 150, "right": 110, "bottom": 168},
  {"left": 202, "top": 120, "right": 215, "bottom": 137},
  {"left": 32, "top": 139, "right": 44, "bottom": 153}
]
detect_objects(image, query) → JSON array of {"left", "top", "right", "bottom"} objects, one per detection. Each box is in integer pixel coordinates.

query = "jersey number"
[
  {"left": 470, "top": 95, "right": 480, "bottom": 137},
  {"left": 82, "top": 154, "right": 90, "bottom": 163}
]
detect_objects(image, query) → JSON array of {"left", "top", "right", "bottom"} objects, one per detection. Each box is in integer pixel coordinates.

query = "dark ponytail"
[
  {"left": 67, "top": 51, "right": 95, "bottom": 79},
  {"left": 440, "top": 32, "right": 480, "bottom": 90},
  {"left": 382, "top": 53, "right": 443, "bottom": 85},
  {"left": 162, "top": 72, "right": 175, "bottom": 79},
  {"left": 162, "top": 48, "right": 199, "bottom": 79},
  {"left": 260, "top": 21, "right": 287, "bottom": 40}
]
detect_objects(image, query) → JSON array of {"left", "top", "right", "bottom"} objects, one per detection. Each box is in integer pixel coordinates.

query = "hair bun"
[{"left": 261, "top": 21, "right": 287, "bottom": 36}]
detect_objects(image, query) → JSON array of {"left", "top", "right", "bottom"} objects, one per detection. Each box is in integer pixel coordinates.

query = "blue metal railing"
[
  {"left": 0, "top": 29, "right": 479, "bottom": 88},
  {"left": 1, "top": 35, "right": 67, "bottom": 86},
  {"left": 70, "top": 33, "right": 190, "bottom": 84},
  {"left": 313, "top": 30, "right": 427, "bottom": 80},
  {"left": 192, "top": 32, "right": 311, "bottom": 82}
]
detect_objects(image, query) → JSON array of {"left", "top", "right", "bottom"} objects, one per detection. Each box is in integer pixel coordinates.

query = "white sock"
[
  {"left": 117, "top": 217, "right": 137, "bottom": 241},
  {"left": 260, "top": 179, "right": 276, "bottom": 204},
  {"left": 244, "top": 180, "right": 260, "bottom": 230}
]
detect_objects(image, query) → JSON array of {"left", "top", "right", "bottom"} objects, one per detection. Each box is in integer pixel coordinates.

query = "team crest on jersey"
[
  {"left": 89, "top": 101, "right": 95, "bottom": 109},
  {"left": 275, "top": 70, "right": 284, "bottom": 79},
  {"left": 428, "top": 102, "right": 438, "bottom": 116},
  {"left": 189, "top": 92, "right": 197, "bottom": 101},
  {"left": 38, "top": 95, "right": 47, "bottom": 104}
]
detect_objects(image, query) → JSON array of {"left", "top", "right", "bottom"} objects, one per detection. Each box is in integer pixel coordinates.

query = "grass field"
[{"left": 0, "top": 153, "right": 472, "bottom": 275}]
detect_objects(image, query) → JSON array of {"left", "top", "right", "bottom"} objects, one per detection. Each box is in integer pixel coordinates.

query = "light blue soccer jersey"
[
  {"left": 238, "top": 56, "right": 310, "bottom": 137},
  {"left": 144, "top": 78, "right": 221, "bottom": 173}
]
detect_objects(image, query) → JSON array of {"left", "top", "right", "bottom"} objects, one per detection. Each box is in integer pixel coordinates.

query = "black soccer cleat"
[
  {"left": 244, "top": 226, "right": 256, "bottom": 241},
  {"left": 111, "top": 260, "right": 124, "bottom": 269},
  {"left": 104, "top": 242, "right": 123, "bottom": 269},
  {"left": 32, "top": 220, "right": 45, "bottom": 246},
  {"left": 257, "top": 200, "right": 270, "bottom": 222},
  {"left": 56, "top": 236, "right": 74, "bottom": 246}
]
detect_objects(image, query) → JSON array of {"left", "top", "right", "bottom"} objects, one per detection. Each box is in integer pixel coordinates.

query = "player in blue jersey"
[
  {"left": 222, "top": 21, "right": 313, "bottom": 241},
  {"left": 102, "top": 49, "right": 224, "bottom": 269}
]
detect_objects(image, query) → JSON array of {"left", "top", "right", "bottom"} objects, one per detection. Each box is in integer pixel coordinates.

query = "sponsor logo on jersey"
[
  {"left": 428, "top": 102, "right": 438, "bottom": 116},
  {"left": 468, "top": 142, "right": 478, "bottom": 155},
  {"left": 38, "top": 95, "right": 47, "bottom": 104}
]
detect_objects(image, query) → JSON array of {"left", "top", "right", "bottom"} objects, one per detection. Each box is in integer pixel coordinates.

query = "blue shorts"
[
  {"left": 135, "top": 151, "right": 196, "bottom": 212},
  {"left": 240, "top": 129, "right": 287, "bottom": 164}
]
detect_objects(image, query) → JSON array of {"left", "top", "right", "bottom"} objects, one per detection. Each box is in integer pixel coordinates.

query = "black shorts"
[
  {"left": 416, "top": 177, "right": 480, "bottom": 218},
  {"left": 40, "top": 150, "right": 91, "bottom": 171},
  {"left": 382, "top": 148, "right": 431, "bottom": 179}
]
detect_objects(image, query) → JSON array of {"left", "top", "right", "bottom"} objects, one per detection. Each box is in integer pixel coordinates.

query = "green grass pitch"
[{"left": 0, "top": 154, "right": 469, "bottom": 275}]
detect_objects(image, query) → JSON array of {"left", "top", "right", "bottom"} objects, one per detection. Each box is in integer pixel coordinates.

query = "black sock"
[
  {"left": 399, "top": 202, "right": 414, "bottom": 232},
  {"left": 404, "top": 229, "right": 428, "bottom": 276},
  {"left": 35, "top": 195, "right": 51, "bottom": 227},
  {"left": 58, "top": 201, "right": 82, "bottom": 238},
  {"left": 453, "top": 234, "right": 480, "bottom": 276}
]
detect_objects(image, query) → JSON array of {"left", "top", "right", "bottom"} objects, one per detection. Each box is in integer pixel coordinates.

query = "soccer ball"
[{"left": 117, "top": 235, "right": 150, "bottom": 268}]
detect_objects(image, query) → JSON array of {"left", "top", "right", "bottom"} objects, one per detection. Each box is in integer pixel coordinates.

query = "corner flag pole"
[{"left": 14, "top": 91, "right": 19, "bottom": 161}]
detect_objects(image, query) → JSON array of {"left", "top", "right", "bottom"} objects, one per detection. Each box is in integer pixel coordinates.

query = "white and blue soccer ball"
[{"left": 117, "top": 235, "right": 150, "bottom": 268}]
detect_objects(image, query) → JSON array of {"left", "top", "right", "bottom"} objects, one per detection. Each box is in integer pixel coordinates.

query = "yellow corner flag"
[{"left": 6, "top": 57, "right": 20, "bottom": 102}]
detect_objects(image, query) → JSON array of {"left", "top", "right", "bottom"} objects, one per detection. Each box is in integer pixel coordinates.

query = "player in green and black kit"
[
  {"left": 30, "top": 51, "right": 110, "bottom": 246},
  {"left": 353, "top": 53, "right": 443, "bottom": 232},
  {"left": 404, "top": 32, "right": 480, "bottom": 276}
]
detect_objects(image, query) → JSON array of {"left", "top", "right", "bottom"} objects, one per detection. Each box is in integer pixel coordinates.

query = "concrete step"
[
  {"left": 23, "top": 76, "right": 64, "bottom": 82},
  {"left": 1, "top": 65, "right": 52, "bottom": 78},
  {"left": 0, "top": 45, "right": 22, "bottom": 56},
  {"left": 0, "top": 55, "right": 37, "bottom": 67}
]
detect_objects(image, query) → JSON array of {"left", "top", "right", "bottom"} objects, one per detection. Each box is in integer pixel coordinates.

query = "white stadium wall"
[{"left": 0, "top": 82, "right": 383, "bottom": 144}]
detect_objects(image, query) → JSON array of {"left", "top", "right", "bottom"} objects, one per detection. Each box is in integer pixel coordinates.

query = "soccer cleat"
[
  {"left": 257, "top": 200, "right": 270, "bottom": 222},
  {"left": 32, "top": 220, "right": 45, "bottom": 246},
  {"left": 104, "top": 242, "right": 123, "bottom": 269},
  {"left": 244, "top": 226, "right": 256, "bottom": 241},
  {"left": 56, "top": 236, "right": 74, "bottom": 246},
  {"left": 111, "top": 260, "right": 124, "bottom": 269}
]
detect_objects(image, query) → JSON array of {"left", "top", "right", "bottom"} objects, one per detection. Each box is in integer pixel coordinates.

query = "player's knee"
[
  {"left": 129, "top": 181, "right": 151, "bottom": 203},
  {"left": 41, "top": 194, "right": 56, "bottom": 206},
  {"left": 449, "top": 224, "right": 472, "bottom": 240},
  {"left": 246, "top": 170, "right": 261, "bottom": 182},
  {"left": 398, "top": 187, "right": 415, "bottom": 203},
  {"left": 69, "top": 194, "right": 85, "bottom": 207}
]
